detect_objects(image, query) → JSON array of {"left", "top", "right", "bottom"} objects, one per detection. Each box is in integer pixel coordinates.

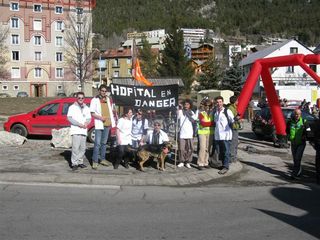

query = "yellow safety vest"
[{"left": 198, "top": 111, "right": 214, "bottom": 135}]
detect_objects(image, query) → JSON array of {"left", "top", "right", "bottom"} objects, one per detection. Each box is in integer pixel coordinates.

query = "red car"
[{"left": 3, "top": 97, "right": 116, "bottom": 143}]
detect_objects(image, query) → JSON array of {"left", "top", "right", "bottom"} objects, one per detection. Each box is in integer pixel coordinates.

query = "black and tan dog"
[{"left": 136, "top": 142, "right": 172, "bottom": 171}]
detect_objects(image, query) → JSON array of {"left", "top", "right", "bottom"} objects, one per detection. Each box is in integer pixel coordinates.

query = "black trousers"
[{"left": 315, "top": 143, "right": 320, "bottom": 184}]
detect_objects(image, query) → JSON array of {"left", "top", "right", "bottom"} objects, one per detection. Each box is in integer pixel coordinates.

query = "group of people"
[
  {"left": 66, "top": 84, "right": 319, "bottom": 183},
  {"left": 66, "top": 84, "right": 241, "bottom": 174}
]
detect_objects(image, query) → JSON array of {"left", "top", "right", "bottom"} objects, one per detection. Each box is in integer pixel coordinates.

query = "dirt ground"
[{"left": 0, "top": 97, "right": 57, "bottom": 115}]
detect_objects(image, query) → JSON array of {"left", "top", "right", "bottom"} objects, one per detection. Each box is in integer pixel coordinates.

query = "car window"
[
  {"left": 282, "top": 109, "right": 294, "bottom": 119},
  {"left": 38, "top": 103, "right": 59, "bottom": 116},
  {"left": 302, "top": 112, "right": 315, "bottom": 121},
  {"left": 62, "top": 103, "right": 72, "bottom": 115}
]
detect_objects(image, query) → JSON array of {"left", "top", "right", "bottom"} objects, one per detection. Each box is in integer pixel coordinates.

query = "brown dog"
[{"left": 137, "top": 142, "right": 172, "bottom": 171}]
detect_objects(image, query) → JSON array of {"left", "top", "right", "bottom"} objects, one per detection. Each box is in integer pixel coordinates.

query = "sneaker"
[
  {"left": 100, "top": 160, "right": 110, "bottom": 167},
  {"left": 198, "top": 166, "right": 204, "bottom": 170},
  {"left": 92, "top": 162, "right": 98, "bottom": 170},
  {"left": 204, "top": 165, "right": 210, "bottom": 169},
  {"left": 78, "top": 164, "right": 87, "bottom": 169},
  {"left": 177, "top": 163, "right": 184, "bottom": 168},
  {"left": 72, "top": 165, "right": 78, "bottom": 171},
  {"left": 218, "top": 168, "right": 228, "bottom": 175},
  {"left": 185, "top": 163, "right": 192, "bottom": 169}
]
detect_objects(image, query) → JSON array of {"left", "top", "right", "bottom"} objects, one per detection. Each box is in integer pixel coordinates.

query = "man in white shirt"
[
  {"left": 213, "top": 96, "right": 234, "bottom": 174},
  {"left": 67, "top": 92, "right": 91, "bottom": 171},
  {"left": 90, "top": 84, "right": 116, "bottom": 170}
]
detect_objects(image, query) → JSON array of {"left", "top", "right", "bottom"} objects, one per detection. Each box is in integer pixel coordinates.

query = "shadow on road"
[{"left": 257, "top": 186, "right": 320, "bottom": 239}]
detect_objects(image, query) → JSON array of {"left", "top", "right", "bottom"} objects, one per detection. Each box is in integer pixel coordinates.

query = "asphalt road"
[{"left": 0, "top": 183, "right": 319, "bottom": 240}]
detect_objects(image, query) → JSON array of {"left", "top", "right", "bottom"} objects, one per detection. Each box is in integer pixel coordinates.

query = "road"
[{"left": 1, "top": 181, "right": 319, "bottom": 240}]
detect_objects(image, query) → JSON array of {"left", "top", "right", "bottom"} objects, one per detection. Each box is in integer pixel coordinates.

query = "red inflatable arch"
[{"left": 237, "top": 54, "right": 320, "bottom": 139}]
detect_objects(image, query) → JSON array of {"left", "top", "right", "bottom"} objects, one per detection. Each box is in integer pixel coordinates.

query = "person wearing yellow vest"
[
  {"left": 197, "top": 99, "right": 214, "bottom": 170},
  {"left": 286, "top": 108, "right": 310, "bottom": 179}
]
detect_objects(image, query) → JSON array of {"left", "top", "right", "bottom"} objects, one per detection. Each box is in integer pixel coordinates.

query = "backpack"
[{"left": 223, "top": 108, "right": 234, "bottom": 130}]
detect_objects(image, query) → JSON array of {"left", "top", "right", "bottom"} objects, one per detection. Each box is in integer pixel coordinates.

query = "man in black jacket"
[{"left": 310, "top": 112, "right": 320, "bottom": 184}]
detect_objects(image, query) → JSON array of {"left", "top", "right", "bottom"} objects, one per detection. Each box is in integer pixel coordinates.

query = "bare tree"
[
  {"left": 64, "top": 3, "right": 94, "bottom": 91},
  {"left": 0, "top": 25, "right": 9, "bottom": 79}
]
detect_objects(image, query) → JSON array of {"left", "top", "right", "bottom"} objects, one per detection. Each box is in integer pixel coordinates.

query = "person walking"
[
  {"left": 114, "top": 108, "right": 133, "bottom": 169},
  {"left": 197, "top": 98, "right": 214, "bottom": 170},
  {"left": 213, "top": 96, "right": 234, "bottom": 175},
  {"left": 67, "top": 92, "right": 91, "bottom": 171},
  {"left": 228, "top": 96, "right": 242, "bottom": 163},
  {"left": 177, "top": 99, "right": 197, "bottom": 169},
  {"left": 90, "top": 84, "right": 116, "bottom": 170},
  {"left": 286, "top": 108, "right": 310, "bottom": 178}
]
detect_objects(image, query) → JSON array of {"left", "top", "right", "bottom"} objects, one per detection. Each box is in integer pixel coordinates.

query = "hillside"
[{"left": 93, "top": 0, "right": 320, "bottom": 46}]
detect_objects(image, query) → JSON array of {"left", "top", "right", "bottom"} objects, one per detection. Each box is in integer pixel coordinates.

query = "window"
[
  {"left": 56, "top": 52, "right": 63, "bottom": 62},
  {"left": 113, "top": 70, "right": 119, "bottom": 77},
  {"left": 55, "top": 36, "right": 63, "bottom": 46},
  {"left": 62, "top": 103, "right": 72, "bottom": 115},
  {"left": 127, "top": 69, "right": 132, "bottom": 75},
  {"left": 290, "top": 47, "right": 298, "bottom": 54},
  {"left": 55, "top": 6, "right": 63, "bottom": 14},
  {"left": 11, "top": 18, "right": 19, "bottom": 28},
  {"left": 55, "top": 21, "right": 64, "bottom": 31},
  {"left": 287, "top": 66, "right": 294, "bottom": 73},
  {"left": 309, "top": 64, "right": 317, "bottom": 73},
  {"left": 57, "top": 85, "right": 63, "bottom": 91},
  {"left": 13, "top": 85, "right": 19, "bottom": 90},
  {"left": 12, "top": 51, "right": 19, "bottom": 61},
  {"left": 76, "top": 7, "right": 83, "bottom": 15},
  {"left": 34, "top": 36, "right": 41, "bottom": 45},
  {"left": 33, "top": 19, "right": 42, "bottom": 31},
  {"left": 113, "top": 59, "right": 119, "bottom": 67},
  {"left": 2, "top": 85, "right": 8, "bottom": 91},
  {"left": 11, "top": 34, "right": 19, "bottom": 44},
  {"left": 11, "top": 67, "right": 20, "bottom": 78},
  {"left": 38, "top": 103, "right": 59, "bottom": 116},
  {"left": 35, "top": 51, "right": 42, "bottom": 61},
  {"left": 127, "top": 58, "right": 131, "bottom": 64},
  {"left": 10, "top": 2, "right": 19, "bottom": 11},
  {"left": 33, "top": 4, "right": 42, "bottom": 12},
  {"left": 56, "top": 68, "right": 64, "bottom": 78},
  {"left": 35, "top": 68, "right": 42, "bottom": 78}
]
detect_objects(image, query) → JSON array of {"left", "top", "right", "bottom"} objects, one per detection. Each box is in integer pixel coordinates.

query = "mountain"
[{"left": 92, "top": 0, "right": 320, "bottom": 46}]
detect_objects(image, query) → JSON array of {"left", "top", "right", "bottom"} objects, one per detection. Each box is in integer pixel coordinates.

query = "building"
[
  {"left": 0, "top": 0, "right": 96, "bottom": 97},
  {"left": 239, "top": 39, "right": 320, "bottom": 102}
]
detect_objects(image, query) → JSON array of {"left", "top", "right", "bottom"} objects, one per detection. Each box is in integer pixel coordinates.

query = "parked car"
[
  {"left": 16, "top": 91, "right": 29, "bottom": 97},
  {"left": 0, "top": 93, "right": 11, "bottom": 98},
  {"left": 3, "top": 97, "right": 116, "bottom": 143},
  {"left": 252, "top": 107, "right": 318, "bottom": 142}
]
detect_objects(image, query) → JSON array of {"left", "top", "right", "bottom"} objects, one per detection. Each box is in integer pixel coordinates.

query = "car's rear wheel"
[
  {"left": 88, "top": 128, "right": 95, "bottom": 143},
  {"left": 10, "top": 124, "right": 28, "bottom": 137}
]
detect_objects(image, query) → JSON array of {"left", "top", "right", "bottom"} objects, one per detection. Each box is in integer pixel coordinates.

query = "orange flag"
[{"left": 133, "top": 59, "right": 153, "bottom": 86}]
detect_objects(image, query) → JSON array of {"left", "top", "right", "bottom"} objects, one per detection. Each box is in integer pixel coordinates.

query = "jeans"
[
  {"left": 291, "top": 142, "right": 306, "bottom": 175},
  {"left": 215, "top": 140, "right": 231, "bottom": 169},
  {"left": 92, "top": 126, "right": 110, "bottom": 163}
]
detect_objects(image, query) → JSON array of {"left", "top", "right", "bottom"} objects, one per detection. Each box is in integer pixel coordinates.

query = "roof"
[
  {"left": 104, "top": 48, "right": 132, "bottom": 58},
  {"left": 239, "top": 39, "right": 314, "bottom": 66},
  {"left": 111, "top": 77, "right": 184, "bottom": 87}
]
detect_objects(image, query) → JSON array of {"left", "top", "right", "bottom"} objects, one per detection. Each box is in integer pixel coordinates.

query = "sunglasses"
[
  {"left": 77, "top": 97, "right": 84, "bottom": 100},
  {"left": 100, "top": 90, "right": 107, "bottom": 92}
]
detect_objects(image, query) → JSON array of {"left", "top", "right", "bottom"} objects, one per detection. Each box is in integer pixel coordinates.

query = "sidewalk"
[{"left": 0, "top": 121, "right": 298, "bottom": 187}]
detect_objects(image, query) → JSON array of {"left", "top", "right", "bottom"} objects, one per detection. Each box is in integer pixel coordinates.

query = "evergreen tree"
[
  {"left": 139, "top": 37, "right": 159, "bottom": 78},
  {"left": 158, "top": 28, "right": 194, "bottom": 93},
  {"left": 195, "top": 54, "right": 222, "bottom": 91},
  {"left": 219, "top": 53, "right": 243, "bottom": 94}
]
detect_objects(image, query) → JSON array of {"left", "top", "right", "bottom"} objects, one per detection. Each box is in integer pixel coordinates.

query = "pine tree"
[
  {"left": 219, "top": 53, "right": 243, "bottom": 94},
  {"left": 195, "top": 54, "right": 222, "bottom": 91},
  {"left": 139, "top": 37, "right": 159, "bottom": 78},
  {"left": 158, "top": 28, "right": 194, "bottom": 93}
]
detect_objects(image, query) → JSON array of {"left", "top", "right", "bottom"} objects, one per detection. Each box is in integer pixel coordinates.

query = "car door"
[
  {"left": 59, "top": 102, "right": 73, "bottom": 128},
  {"left": 29, "top": 103, "right": 60, "bottom": 134}
]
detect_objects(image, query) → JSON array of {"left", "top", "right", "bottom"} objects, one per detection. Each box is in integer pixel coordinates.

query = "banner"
[{"left": 110, "top": 84, "right": 179, "bottom": 110}]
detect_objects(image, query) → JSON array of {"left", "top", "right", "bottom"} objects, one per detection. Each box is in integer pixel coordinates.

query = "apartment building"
[{"left": 0, "top": 0, "right": 96, "bottom": 97}]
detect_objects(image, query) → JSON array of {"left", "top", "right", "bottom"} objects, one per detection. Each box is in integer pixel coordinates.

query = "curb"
[{"left": 0, "top": 161, "right": 243, "bottom": 187}]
